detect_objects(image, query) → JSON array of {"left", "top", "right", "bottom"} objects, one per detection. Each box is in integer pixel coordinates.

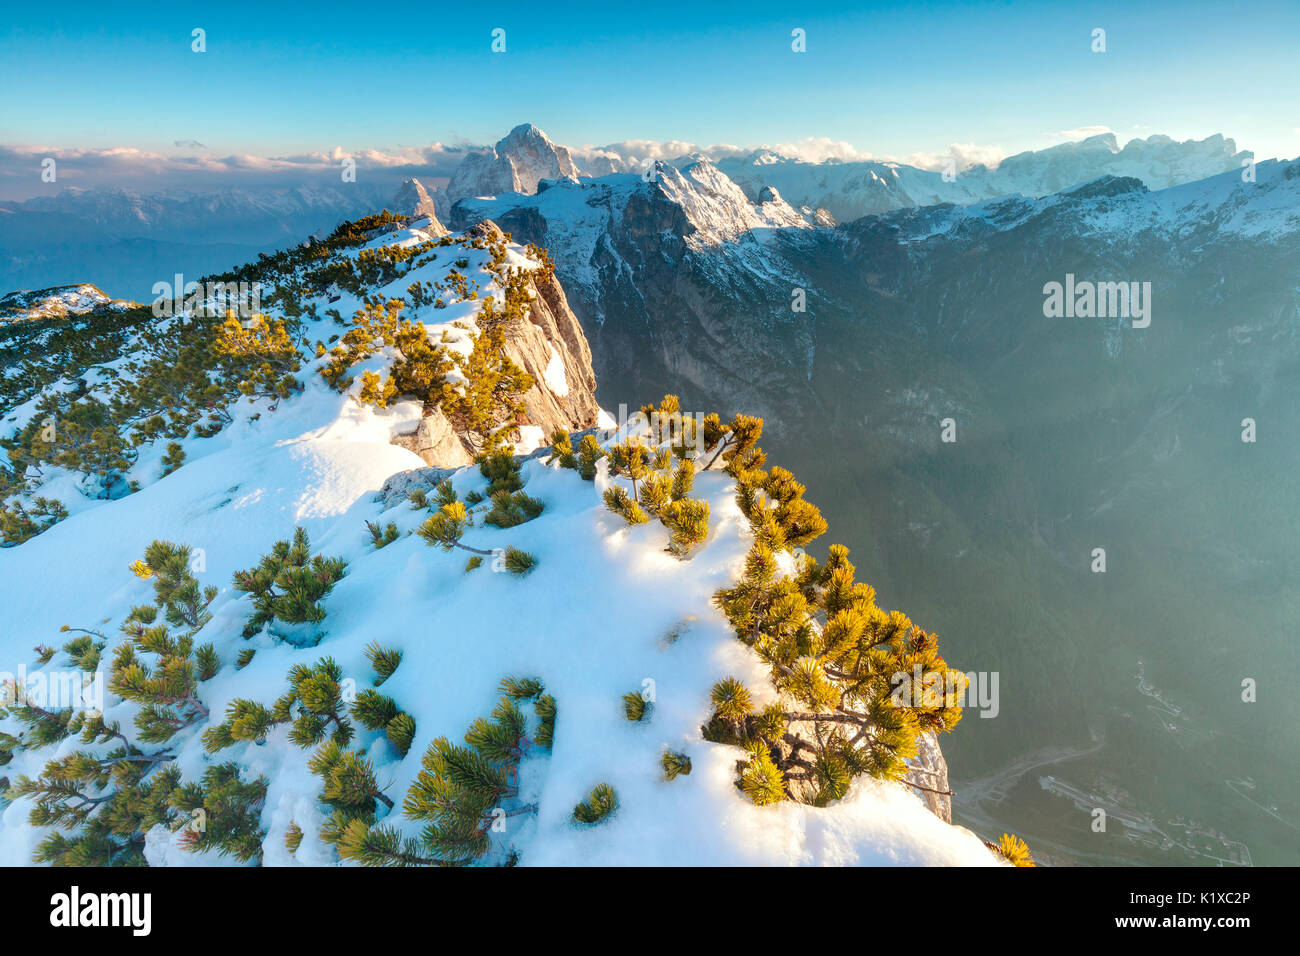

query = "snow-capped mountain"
[
  {"left": 0, "top": 213, "right": 1000, "bottom": 867},
  {"left": 0, "top": 124, "right": 1258, "bottom": 304},
  {"left": 0, "top": 283, "right": 131, "bottom": 323},
  {"left": 439, "top": 124, "right": 585, "bottom": 220},
  {"left": 447, "top": 148, "right": 1300, "bottom": 863},
  {"left": 715, "top": 132, "right": 1252, "bottom": 223},
  {"left": 978, "top": 131, "right": 1250, "bottom": 197},
  {"left": 446, "top": 156, "right": 833, "bottom": 427},
  {"left": 389, "top": 179, "right": 447, "bottom": 236}
]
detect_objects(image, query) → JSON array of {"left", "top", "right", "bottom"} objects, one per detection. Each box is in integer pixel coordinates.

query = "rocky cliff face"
[
  {"left": 391, "top": 220, "right": 599, "bottom": 468},
  {"left": 438, "top": 124, "right": 583, "bottom": 220},
  {"left": 390, "top": 178, "right": 448, "bottom": 236},
  {"left": 448, "top": 163, "right": 827, "bottom": 434},
  {"left": 447, "top": 154, "right": 1300, "bottom": 860}
]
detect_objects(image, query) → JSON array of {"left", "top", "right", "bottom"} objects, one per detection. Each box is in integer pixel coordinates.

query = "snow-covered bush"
[
  {"left": 231, "top": 527, "right": 347, "bottom": 644},
  {"left": 572, "top": 783, "right": 617, "bottom": 825},
  {"left": 335, "top": 678, "right": 552, "bottom": 866}
]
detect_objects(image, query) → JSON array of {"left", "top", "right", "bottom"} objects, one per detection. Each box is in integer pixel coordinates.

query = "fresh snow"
[
  {"left": 881, "top": 157, "right": 1300, "bottom": 244},
  {"left": 542, "top": 343, "right": 570, "bottom": 397},
  {"left": 0, "top": 226, "right": 996, "bottom": 867},
  {"left": 716, "top": 132, "right": 1253, "bottom": 223},
  {"left": 0, "top": 284, "right": 123, "bottom": 323}
]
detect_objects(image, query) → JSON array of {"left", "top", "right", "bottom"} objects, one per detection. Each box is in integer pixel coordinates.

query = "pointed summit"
[
  {"left": 390, "top": 178, "right": 448, "bottom": 235},
  {"left": 495, "top": 123, "right": 583, "bottom": 191},
  {"left": 444, "top": 124, "right": 583, "bottom": 211}
]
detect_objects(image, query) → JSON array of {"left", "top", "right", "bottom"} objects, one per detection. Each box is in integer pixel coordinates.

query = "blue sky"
[{"left": 2, "top": 0, "right": 1297, "bottom": 171}]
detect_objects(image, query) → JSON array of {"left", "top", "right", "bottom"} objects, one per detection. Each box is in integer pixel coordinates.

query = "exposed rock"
[
  {"left": 390, "top": 178, "right": 448, "bottom": 235},
  {"left": 908, "top": 732, "right": 954, "bottom": 823},
  {"left": 469, "top": 221, "right": 599, "bottom": 440},
  {"left": 438, "top": 124, "right": 582, "bottom": 219},
  {"left": 391, "top": 407, "right": 475, "bottom": 469},
  {"left": 377, "top": 466, "right": 459, "bottom": 510},
  {"left": 389, "top": 220, "right": 600, "bottom": 468},
  {"left": 1062, "top": 174, "right": 1148, "bottom": 200}
]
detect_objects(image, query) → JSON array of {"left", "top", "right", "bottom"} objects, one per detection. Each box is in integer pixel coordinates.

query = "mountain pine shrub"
[
  {"left": 995, "top": 832, "right": 1036, "bottom": 867},
  {"left": 203, "top": 657, "right": 354, "bottom": 753},
  {"left": 335, "top": 679, "right": 551, "bottom": 866},
  {"left": 10, "top": 752, "right": 181, "bottom": 865},
  {"left": 502, "top": 547, "right": 536, "bottom": 575},
  {"left": 700, "top": 413, "right": 965, "bottom": 809},
  {"left": 484, "top": 490, "right": 544, "bottom": 528},
  {"left": 159, "top": 441, "right": 186, "bottom": 476},
  {"left": 662, "top": 498, "right": 711, "bottom": 556},
  {"left": 572, "top": 783, "right": 617, "bottom": 825},
  {"left": 661, "top": 750, "right": 692, "bottom": 780},
  {"left": 131, "top": 539, "right": 218, "bottom": 634},
  {"left": 546, "top": 428, "right": 578, "bottom": 469},
  {"left": 351, "top": 690, "right": 417, "bottom": 757},
  {"left": 365, "top": 520, "right": 399, "bottom": 549},
  {"left": 601, "top": 400, "right": 713, "bottom": 556},
  {"left": 231, "top": 527, "right": 347, "bottom": 643},
  {"left": 478, "top": 447, "right": 523, "bottom": 495},
  {"left": 364, "top": 642, "right": 403, "bottom": 685},
  {"left": 418, "top": 501, "right": 537, "bottom": 574},
  {"left": 171, "top": 763, "right": 268, "bottom": 862},
  {"left": 622, "top": 690, "right": 652, "bottom": 722},
  {"left": 0, "top": 544, "right": 275, "bottom": 865},
  {"left": 213, "top": 313, "right": 303, "bottom": 403},
  {"left": 0, "top": 496, "right": 68, "bottom": 546},
  {"left": 603, "top": 485, "right": 649, "bottom": 525},
  {"left": 577, "top": 434, "right": 604, "bottom": 479}
]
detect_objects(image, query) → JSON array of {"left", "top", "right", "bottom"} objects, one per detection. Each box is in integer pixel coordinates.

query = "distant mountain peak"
[
  {"left": 442, "top": 123, "right": 582, "bottom": 216},
  {"left": 390, "top": 178, "right": 447, "bottom": 235},
  {"left": 716, "top": 131, "right": 1253, "bottom": 224}
]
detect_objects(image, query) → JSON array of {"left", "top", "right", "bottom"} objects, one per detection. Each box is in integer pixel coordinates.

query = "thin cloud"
[
  {"left": 902, "top": 143, "right": 1008, "bottom": 173},
  {"left": 1042, "top": 125, "right": 1115, "bottom": 142},
  {"left": 0, "top": 142, "right": 475, "bottom": 200},
  {"left": 571, "top": 136, "right": 876, "bottom": 168}
]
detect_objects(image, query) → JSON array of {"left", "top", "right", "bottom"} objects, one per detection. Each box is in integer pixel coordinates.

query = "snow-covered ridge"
[
  {"left": 0, "top": 220, "right": 999, "bottom": 868},
  {"left": 716, "top": 132, "right": 1254, "bottom": 224},
  {"left": 867, "top": 157, "right": 1300, "bottom": 244},
  {"left": 0, "top": 284, "right": 129, "bottom": 323},
  {"left": 448, "top": 157, "right": 822, "bottom": 324},
  {"left": 440, "top": 124, "right": 1255, "bottom": 230}
]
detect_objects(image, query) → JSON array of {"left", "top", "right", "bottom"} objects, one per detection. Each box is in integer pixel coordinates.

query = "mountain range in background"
[
  {"left": 716, "top": 131, "right": 1252, "bottom": 222},
  {"left": 441, "top": 128, "right": 1299, "bottom": 866},
  {"left": 0, "top": 124, "right": 1252, "bottom": 301}
]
